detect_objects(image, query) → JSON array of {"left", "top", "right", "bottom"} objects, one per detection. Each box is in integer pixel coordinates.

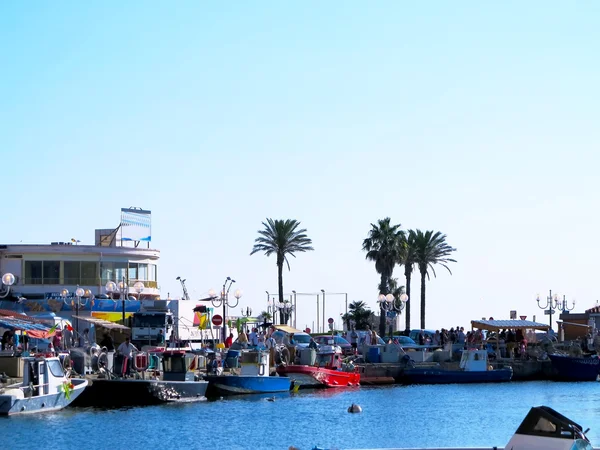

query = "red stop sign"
[{"left": 212, "top": 314, "right": 223, "bottom": 326}]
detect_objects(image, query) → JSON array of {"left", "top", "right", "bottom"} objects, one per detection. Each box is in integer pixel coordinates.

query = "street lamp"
[
  {"left": 556, "top": 294, "right": 576, "bottom": 313},
  {"left": 0, "top": 273, "right": 15, "bottom": 299},
  {"left": 61, "top": 285, "right": 88, "bottom": 338},
  {"left": 537, "top": 290, "right": 559, "bottom": 331},
  {"left": 378, "top": 293, "right": 409, "bottom": 337},
  {"left": 209, "top": 277, "right": 241, "bottom": 342},
  {"left": 274, "top": 300, "right": 294, "bottom": 325},
  {"left": 241, "top": 306, "right": 253, "bottom": 318},
  {"left": 133, "top": 281, "right": 145, "bottom": 299}
]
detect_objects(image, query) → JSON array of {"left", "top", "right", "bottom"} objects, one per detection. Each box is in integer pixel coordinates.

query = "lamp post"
[
  {"left": 378, "top": 293, "right": 409, "bottom": 337},
  {"left": 0, "top": 273, "right": 16, "bottom": 299},
  {"left": 61, "top": 285, "right": 87, "bottom": 338},
  {"left": 274, "top": 300, "right": 294, "bottom": 325},
  {"left": 536, "top": 290, "right": 560, "bottom": 331},
  {"left": 321, "top": 289, "right": 325, "bottom": 334},
  {"left": 241, "top": 306, "right": 252, "bottom": 318},
  {"left": 291, "top": 290, "right": 297, "bottom": 329},
  {"left": 209, "top": 277, "right": 241, "bottom": 343},
  {"left": 133, "top": 281, "right": 144, "bottom": 300}
]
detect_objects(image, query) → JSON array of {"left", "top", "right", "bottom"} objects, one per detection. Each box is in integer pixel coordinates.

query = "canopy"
[
  {"left": 72, "top": 315, "right": 130, "bottom": 331},
  {"left": 0, "top": 317, "right": 54, "bottom": 339},
  {"left": 471, "top": 319, "right": 550, "bottom": 331},
  {"left": 274, "top": 324, "right": 302, "bottom": 334}
]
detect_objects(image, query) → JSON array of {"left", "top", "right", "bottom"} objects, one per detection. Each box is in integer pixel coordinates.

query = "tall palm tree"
[
  {"left": 362, "top": 218, "right": 404, "bottom": 336},
  {"left": 412, "top": 230, "right": 457, "bottom": 329},
  {"left": 400, "top": 230, "right": 417, "bottom": 333},
  {"left": 250, "top": 218, "right": 314, "bottom": 305}
]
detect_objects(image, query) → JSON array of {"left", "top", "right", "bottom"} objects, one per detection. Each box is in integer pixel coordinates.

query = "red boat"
[{"left": 276, "top": 344, "right": 360, "bottom": 388}]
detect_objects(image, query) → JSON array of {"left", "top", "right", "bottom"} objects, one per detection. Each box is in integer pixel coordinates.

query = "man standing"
[
  {"left": 350, "top": 326, "right": 359, "bottom": 354},
  {"left": 248, "top": 328, "right": 259, "bottom": 347},
  {"left": 265, "top": 333, "right": 277, "bottom": 368},
  {"left": 62, "top": 324, "right": 73, "bottom": 350},
  {"left": 117, "top": 337, "right": 138, "bottom": 376}
]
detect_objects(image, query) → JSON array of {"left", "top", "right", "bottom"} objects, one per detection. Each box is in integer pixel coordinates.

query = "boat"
[
  {"left": 71, "top": 349, "right": 208, "bottom": 407},
  {"left": 304, "top": 405, "right": 593, "bottom": 450},
  {"left": 276, "top": 344, "right": 360, "bottom": 388},
  {"left": 203, "top": 350, "right": 292, "bottom": 396},
  {"left": 0, "top": 355, "right": 87, "bottom": 415},
  {"left": 398, "top": 349, "right": 513, "bottom": 385},
  {"left": 548, "top": 353, "right": 600, "bottom": 382}
]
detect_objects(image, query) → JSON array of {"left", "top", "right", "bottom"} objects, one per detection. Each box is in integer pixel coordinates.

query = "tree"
[
  {"left": 258, "top": 310, "right": 272, "bottom": 325},
  {"left": 250, "top": 218, "right": 314, "bottom": 305},
  {"left": 412, "top": 230, "right": 457, "bottom": 329},
  {"left": 400, "top": 230, "right": 417, "bottom": 332},
  {"left": 362, "top": 218, "right": 404, "bottom": 336},
  {"left": 346, "top": 301, "right": 374, "bottom": 330}
]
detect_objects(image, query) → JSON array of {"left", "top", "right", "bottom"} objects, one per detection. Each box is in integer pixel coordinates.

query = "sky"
[{"left": 1, "top": 2, "right": 599, "bottom": 333}]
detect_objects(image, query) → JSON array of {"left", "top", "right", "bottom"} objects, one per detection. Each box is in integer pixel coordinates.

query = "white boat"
[{"left": 0, "top": 356, "right": 87, "bottom": 415}]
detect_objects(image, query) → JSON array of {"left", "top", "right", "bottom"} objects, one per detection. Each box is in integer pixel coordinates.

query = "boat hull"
[
  {"left": 70, "top": 378, "right": 208, "bottom": 407},
  {"left": 399, "top": 367, "right": 513, "bottom": 385},
  {"left": 203, "top": 375, "right": 292, "bottom": 396},
  {"left": 548, "top": 354, "right": 600, "bottom": 382},
  {"left": 277, "top": 365, "right": 360, "bottom": 388},
  {"left": 0, "top": 378, "right": 88, "bottom": 416}
]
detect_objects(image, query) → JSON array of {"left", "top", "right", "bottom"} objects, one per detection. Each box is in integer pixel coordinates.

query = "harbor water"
[{"left": 1, "top": 381, "right": 600, "bottom": 450}]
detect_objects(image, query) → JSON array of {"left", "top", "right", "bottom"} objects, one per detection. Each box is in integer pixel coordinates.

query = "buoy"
[{"left": 348, "top": 403, "right": 362, "bottom": 413}]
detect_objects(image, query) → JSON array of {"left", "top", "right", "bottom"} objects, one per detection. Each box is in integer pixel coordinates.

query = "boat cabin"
[
  {"left": 459, "top": 349, "right": 489, "bottom": 372},
  {"left": 239, "top": 350, "right": 269, "bottom": 377},
  {"left": 23, "top": 357, "right": 66, "bottom": 397},
  {"left": 316, "top": 345, "right": 343, "bottom": 370},
  {"left": 162, "top": 350, "right": 197, "bottom": 381},
  {"left": 505, "top": 406, "right": 592, "bottom": 450}
]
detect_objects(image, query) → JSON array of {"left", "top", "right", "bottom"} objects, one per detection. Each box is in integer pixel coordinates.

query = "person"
[
  {"left": 117, "top": 337, "right": 138, "bottom": 376},
  {"left": 62, "top": 325, "right": 73, "bottom": 350},
  {"left": 79, "top": 328, "right": 90, "bottom": 348},
  {"left": 350, "top": 326, "right": 359, "bottom": 354},
  {"left": 156, "top": 329, "right": 165, "bottom": 346},
  {"left": 168, "top": 331, "right": 177, "bottom": 348},
  {"left": 370, "top": 330, "right": 379, "bottom": 345},
  {"left": 225, "top": 333, "right": 234, "bottom": 348},
  {"left": 1, "top": 330, "right": 11, "bottom": 350},
  {"left": 265, "top": 333, "right": 277, "bottom": 368},
  {"left": 53, "top": 330, "right": 62, "bottom": 351},
  {"left": 100, "top": 332, "right": 115, "bottom": 351},
  {"left": 237, "top": 329, "right": 248, "bottom": 348},
  {"left": 308, "top": 337, "right": 318, "bottom": 350},
  {"left": 249, "top": 328, "right": 259, "bottom": 347},
  {"left": 288, "top": 333, "right": 296, "bottom": 363}
]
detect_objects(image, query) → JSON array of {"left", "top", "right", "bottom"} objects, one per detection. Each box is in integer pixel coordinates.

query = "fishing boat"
[
  {"left": 71, "top": 349, "right": 208, "bottom": 407},
  {"left": 0, "top": 356, "right": 87, "bottom": 415},
  {"left": 203, "top": 350, "right": 292, "bottom": 396},
  {"left": 398, "top": 349, "right": 513, "bottom": 385},
  {"left": 306, "top": 405, "right": 593, "bottom": 450},
  {"left": 548, "top": 353, "right": 600, "bottom": 382},
  {"left": 276, "top": 344, "right": 360, "bottom": 388}
]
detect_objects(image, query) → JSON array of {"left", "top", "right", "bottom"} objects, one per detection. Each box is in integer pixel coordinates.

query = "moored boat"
[
  {"left": 0, "top": 356, "right": 87, "bottom": 415},
  {"left": 548, "top": 353, "right": 600, "bottom": 382},
  {"left": 277, "top": 344, "right": 360, "bottom": 388},
  {"left": 203, "top": 350, "right": 292, "bottom": 396},
  {"left": 71, "top": 349, "right": 208, "bottom": 407},
  {"left": 398, "top": 349, "right": 513, "bottom": 385}
]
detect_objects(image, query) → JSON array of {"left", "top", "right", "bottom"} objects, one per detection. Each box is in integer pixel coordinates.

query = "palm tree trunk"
[
  {"left": 405, "top": 267, "right": 411, "bottom": 333},
  {"left": 277, "top": 254, "right": 284, "bottom": 324},
  {"left": 420, "top": 270, "right": 426, "bottom": 329}
]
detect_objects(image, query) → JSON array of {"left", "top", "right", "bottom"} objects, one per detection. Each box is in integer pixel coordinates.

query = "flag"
[
  {"left": 48, "top": 324, "right": 58, "bottom": 334},
  {"left": 66, "top": 324, "right": 73, "bottom": 332},
  {"left": 195, "top": 312, "right": 208, "bottom": 330}
]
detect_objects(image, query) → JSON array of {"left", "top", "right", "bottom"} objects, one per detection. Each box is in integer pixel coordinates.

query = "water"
[{"left": 1, "top": 381, "right": 599, "bottom": 450}]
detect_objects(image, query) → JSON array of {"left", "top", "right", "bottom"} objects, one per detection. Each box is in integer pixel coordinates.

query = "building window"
[
  {"left": 25, "top": 261, "right": 43, "bottom": 284},
  {"left": 114, "top": 263, "right": 127, "bottom": 282},
  {"left": 43, "top": 261, "right": 60, "bottom": 285},
  {"left": 100, "top": 262, "right": 114, "bottom": 284},
  {"left": 137, "top": 264, "right": 148, "bottom": 281},
  {"left": 149, "top": 265, "right": 157, "bottom": 282},
  {"left": 64, "top": 262, "right": 81, "bottom": 285},
  {"left": 128, "top": 263, "right": 138, "bottom": 281},
  {"left": 81, "top": 262, "right": 98, "bottom": 285}
]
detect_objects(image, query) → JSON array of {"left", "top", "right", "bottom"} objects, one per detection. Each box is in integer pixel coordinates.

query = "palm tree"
[
  {"left": 412, "top": 230, "right": 457, "bottom": 329},
  {"left": 347, "top": 301, "right": 374, "bottom": 330},
  {"left": 400, "top": 230, "right": 417, "bottom": 333},
  {"left": 362, "top": 218, "right": 404, "bottom": 336},
  {"left": 258, "top": 310, "right": 272, "bottom": 324},
  {"left": 250, "top": 219, "right": 314, "bottom": 304}
]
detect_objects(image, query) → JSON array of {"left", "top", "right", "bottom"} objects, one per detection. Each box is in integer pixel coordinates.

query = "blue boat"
[
  {"left": 203, "top": 350, "right": 292, "bottom": 395},
  {"left": 399, "top": 349, "right": 513, "bottom": 385},
  {"left": 548, "top": 353, "right": 600, "bottom": 381}
]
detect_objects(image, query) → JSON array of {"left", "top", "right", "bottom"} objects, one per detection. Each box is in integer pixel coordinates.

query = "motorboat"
[
  {"left": 303, "top": 406, "right": 592, "bottom": 450},
  {"left": 277, "top": 344, "right": 360, "bottom": 388},
  {"left": 0, "top": 356, "right": 87, "bottom": 415},
  {"left": 548, "top": 353, "right": 600, "bottom": 382},
  {"left": 398, "top": 349, "right": 513, "bottom": 385},
  {"left": 203, "top": 350, "right": 292, "bottom": 396},
  {"left": 71, "top": 348, "right": 208, "bottom": 407}
]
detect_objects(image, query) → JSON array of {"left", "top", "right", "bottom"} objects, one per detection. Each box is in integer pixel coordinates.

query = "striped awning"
[
  {"left": 471, "top": 319, "right": 550, "bottom": 331},
  {"left": 0, "top": 317, "right": 52, "bottom": 332}
]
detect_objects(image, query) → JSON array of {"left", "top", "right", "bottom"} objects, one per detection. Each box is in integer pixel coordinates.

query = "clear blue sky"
[{"left": 1, "top": 2, "right": 599, "bottom": 332}]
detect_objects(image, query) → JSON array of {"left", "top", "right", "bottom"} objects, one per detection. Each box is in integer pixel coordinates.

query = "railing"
[{"left": 21, "top": 277, "right": 158, "bottom": 289}]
